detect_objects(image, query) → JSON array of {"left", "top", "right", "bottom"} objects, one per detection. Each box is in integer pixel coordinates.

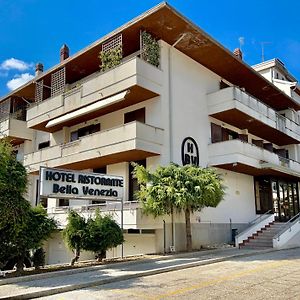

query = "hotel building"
[{"left": 1, "top": 2, "right": 300, "bottom": 264}]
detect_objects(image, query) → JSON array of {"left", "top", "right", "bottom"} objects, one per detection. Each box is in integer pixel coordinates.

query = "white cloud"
[
  {"left": 238, "top": 36, "right": 245, "bottom": 47},
  {"left": 1, "top": 58, "right": 33, "bottom": 71},
  {"left": 6, "top": 73, "right": 34, "bottom": 91}
]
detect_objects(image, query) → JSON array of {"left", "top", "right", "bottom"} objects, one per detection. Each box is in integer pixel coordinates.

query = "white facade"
[{"left": 2, "top": 3, "right": 300, "bottom": 264}]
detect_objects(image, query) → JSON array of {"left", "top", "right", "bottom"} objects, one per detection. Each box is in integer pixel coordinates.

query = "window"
[
  {"left": 70, "top": 123, "right": 100, "bottom": 142},
  {"left": 93, "top": 166, "right": 107, "bottom": 174},
  {"left": 211, "top": 123, "right": 244, "bottom": 143},
  {"left": 92, "top": 167, "right": 107, "bottom": 204},
  {"left": 211, "top": 123, "right": 222, "bottom": 143},
  {"left": 226, "top": 129, "right": 239, "bottom": 140},
  {"left": 252, "top": 139, "right": 264, "bottom": 148},
  {"left": 141, "top": 229, "right": 155, "bottom": 234},
  {"left": 124, "top": 108, "right": 145, "bottom": 124},
  {"left": 129, "top": 159, "right": 146, "bottom": 201},
  {"left": 38, "top": 141, "right": 50, "bottom": 150},
  {"left": 59, "top": 199, "right": 69, "bottom": 207},
  {"left": 275, "top": 148, "right": 289, "bottom": 159},
  {"left": 128, "top": 229, "right": 140, "bottom": 234}
]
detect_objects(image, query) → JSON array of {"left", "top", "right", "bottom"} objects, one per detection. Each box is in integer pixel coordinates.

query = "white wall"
[
  {"left": 160, "top": 41, "right": 220, "bottom": 167},
  {"left": 45, "top": 232, "right": 94, "bottom": 265},
  {"left": 65, "top": 97, "right": 162, "bottom": 144},
  {"left": 199, "top": 169, "right": 256, "bottom": 223}
]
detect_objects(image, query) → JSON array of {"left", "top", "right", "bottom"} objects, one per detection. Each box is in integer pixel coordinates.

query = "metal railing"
[
  {"left": 248, "top": 210, "right": 273, "bottom": 226},
  {"left": 210, "top": 139, "right": 300, "bottom": 173},
  {"left": 47, "top": 201, "right": 140, "bottom": 214},
  {"left": 273, "top": 212, "right": 300, "bottom": 241},
  {"left": 235, "top": 210, "right": 273, "bottom": 241},
  {"left": 233, "top": 87, "right": 300, "bottom": 136}
]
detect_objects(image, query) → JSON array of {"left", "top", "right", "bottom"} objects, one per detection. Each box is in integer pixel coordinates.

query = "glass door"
[{"left": 274, "top": 181, "right": 299, "bottom": 222}]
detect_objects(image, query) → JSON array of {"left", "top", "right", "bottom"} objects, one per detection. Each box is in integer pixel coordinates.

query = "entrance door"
[
  {"left": 272, "top": 180, "right": 299, "bottom": 222},
  {"left": 256, "top": 177, "right": 300, "bottom": 222},
  {"left": 255, "top": 178, "right": 273, "bottom": 214}
]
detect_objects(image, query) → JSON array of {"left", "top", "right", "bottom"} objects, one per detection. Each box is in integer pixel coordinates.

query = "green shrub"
[{"left": 32, "top": 248, "right": 45, "bottom": 269}]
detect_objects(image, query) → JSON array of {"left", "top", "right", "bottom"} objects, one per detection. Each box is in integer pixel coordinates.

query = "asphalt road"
[{"left": 40, "top": 248, "right": 300, "bottom": 300}]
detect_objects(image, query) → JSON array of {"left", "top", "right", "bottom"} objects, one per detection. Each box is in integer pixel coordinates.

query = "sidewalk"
[{"left": 0, "top": 247, "right": 278, "bottom": 300}]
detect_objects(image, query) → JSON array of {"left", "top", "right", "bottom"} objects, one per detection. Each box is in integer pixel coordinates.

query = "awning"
[{"left": 46, "top": 90, "right": 128, "bottom": 128}]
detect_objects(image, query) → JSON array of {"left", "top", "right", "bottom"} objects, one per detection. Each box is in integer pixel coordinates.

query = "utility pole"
[{"left": 261, "top": 42, "right": 272, "bottom": 62}]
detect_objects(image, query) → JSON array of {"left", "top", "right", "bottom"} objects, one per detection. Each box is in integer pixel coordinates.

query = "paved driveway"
[{"left": 40, "top": 248, "right": 300, "bottom": 299}]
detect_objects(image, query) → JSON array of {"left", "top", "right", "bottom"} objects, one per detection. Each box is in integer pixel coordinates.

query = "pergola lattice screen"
[
  {"left": 0, "top": 98, "right": 10, "bottom": 120},
  {"left": 51, "top": 67, "right": 66, "bottom": 97},
  {"left": 35, "top": 80, "right": 44, "bottom": 103},
  {"left": 102, "top": 34, "right": 122, "bottom": 52}
]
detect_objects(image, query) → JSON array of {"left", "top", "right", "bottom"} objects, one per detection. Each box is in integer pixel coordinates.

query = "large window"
[
  {"left": 70, "top": 123, "right": 100, "bottom": 142},
  {"left": 211, "top": 123, "right": 247, "bottom": 143},
  {"left": 255, "top": 176, "right": 299, "bottom": 222},
  {"left": 124, "top": 108, "right": 145, "bottom": 124}
]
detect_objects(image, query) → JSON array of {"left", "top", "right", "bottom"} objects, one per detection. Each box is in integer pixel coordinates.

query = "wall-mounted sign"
[
  {"left": 39, "top": 167, "right": 124, "bottom": 200},
  {"left": 181, "top": 137, "right": 199, "bottom": 166}
]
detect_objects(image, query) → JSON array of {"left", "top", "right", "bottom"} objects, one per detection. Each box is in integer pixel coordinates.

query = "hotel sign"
[
  {"left": 181, "top": 137, "right": 199, "bottom": 166},
  {"left": 39, "top": 167, "right": 124, "bottom": 200}
]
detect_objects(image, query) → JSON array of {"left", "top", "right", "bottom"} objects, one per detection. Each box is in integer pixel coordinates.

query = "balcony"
[
  {"left": 208, "top": 87, "right": 300, "bottom": 146},
  {"left": 24, "top": 121, "right": 164, "bottom": 173},
  {"left": 208, "top": 139, "right": 300, "bottom": 179},
  {"left": 26, "top": 57, "right": 162, "bottom": 132},
  {"left": 0, "top": 114, "right": 33, "bottom": 145}
]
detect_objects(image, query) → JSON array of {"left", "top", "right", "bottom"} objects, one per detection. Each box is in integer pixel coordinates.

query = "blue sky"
[{"left": 1, "top": 0, "right": 300, "bottom": 97}]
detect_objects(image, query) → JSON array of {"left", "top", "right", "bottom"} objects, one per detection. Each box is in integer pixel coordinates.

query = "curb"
[
  {"left": 0, "top": 247, "right": 237, "bottom": 286},
  {"left": 0, "top": 247, "right": 284, "bottom": 300}
]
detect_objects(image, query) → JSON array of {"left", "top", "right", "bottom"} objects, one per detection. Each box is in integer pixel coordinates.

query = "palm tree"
[{"left": 133, "top": 163, "right": 225, "bottom": 251}]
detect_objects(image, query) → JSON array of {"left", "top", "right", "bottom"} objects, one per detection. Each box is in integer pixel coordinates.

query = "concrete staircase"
[{"left": 239, "top": 222, "right": 283, "bottom": 249}]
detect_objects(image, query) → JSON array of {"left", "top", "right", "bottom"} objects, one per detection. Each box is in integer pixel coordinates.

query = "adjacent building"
[{"left": 2, "top": 2, "right": 300, "bottom": 264}]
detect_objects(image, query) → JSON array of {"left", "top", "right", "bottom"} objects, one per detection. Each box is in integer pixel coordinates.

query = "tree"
[
  {"left": 63, "top": 211, "right": 87, "bottom": 265},
  {"left": 133, "top": 163, "right": 225, "bottom": 251},
  {"left": 0, "top": 140, "right": 30, "bottom": 232},
  {"left": 63, "top": 210, "right": 124, "bottom": 265},
  {"left": 0, "top": 140, "right": 57, "bottom": 272},
  {"left": 1, "top": 205, "right": 57, "bottom": 272},
  {"left": 84, "top": 210, "right": 124, "bottom": 261}
]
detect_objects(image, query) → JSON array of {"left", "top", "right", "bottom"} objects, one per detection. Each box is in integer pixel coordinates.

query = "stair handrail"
[
  {"left": 248, "top": 210, "right": 273, "bottom": 226},
  {"left": 273, "top": 212, "right": 300, "bottom": 241},
  {"left": 235, "top": 210, "right": 273, "bottom": 241}
]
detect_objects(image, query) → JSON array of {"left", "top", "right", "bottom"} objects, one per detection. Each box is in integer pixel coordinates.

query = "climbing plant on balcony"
[
  {"left": 99, "top": 44, "right": 123, "bottom": 72},
  {"left": 141, "top": 31, "right": 160, "bottom": 67}
]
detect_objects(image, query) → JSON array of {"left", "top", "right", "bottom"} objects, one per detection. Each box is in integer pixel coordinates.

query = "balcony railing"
[
  {"left": 24, "top": 121, "right": 163, "bottom": 172},
  {"left": 26, "top": 55, "right": 162, "bottom": 130},
  {"left": 0, "top": 108, "right": 32, "bottom": 143},
  {"left": 47, "top": 201, "right": 140, "bottom": 229},
  {"left": 232, "top": 87, "right": 300, "bottom": 136},
  {"left": 31, "top": 48, "right": 161, "bottom": 107},
  {"left": 208, "top": 139, "right": 300, "bottom": 176},
  {"left": 208, "top": 87, "right": 300, "bottom": 144}
]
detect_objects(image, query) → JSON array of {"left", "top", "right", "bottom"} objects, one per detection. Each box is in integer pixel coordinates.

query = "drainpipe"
[{"left": 168, "top": 33, "right": 187, "bottom": 251}]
